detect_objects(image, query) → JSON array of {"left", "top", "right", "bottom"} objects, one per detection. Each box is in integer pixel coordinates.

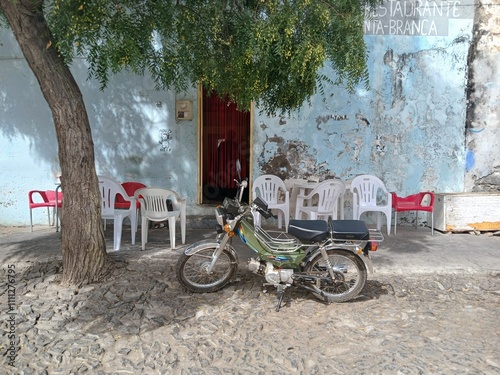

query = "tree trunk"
[{"left": 1, "top": 0, "right": 111, "bottom": 286}]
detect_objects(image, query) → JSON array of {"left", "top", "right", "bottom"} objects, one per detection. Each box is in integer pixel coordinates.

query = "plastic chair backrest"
[
  {"left": 253, "top": 175, "right": 287, "bottom": 204},
  {"left": 135, "top": 188, "right": 181, "bottom": 221},
  {"left": 392, "top": 192, "right": 434, "bottom": 211},
  {"left": 98, "top": 176, "right": 130, "bottom": 217},
  {"left": 309, "top": 180, "right": 346, "bottom": 212},
  {"left": 116, "top": 182, "right": 146, "bottom": 208},
  {"left": 28, "top": 190, "right": 63, "bottom": 207},
  {"left": 351, "top": 175, "right": 389, "bottom": 206},
  {"left": 45, "top": 190, "right": 63, "bottom": 205},
  {"left": 28, "top": 190, "right": 49, "bottom": 206},
  {"left": 44, "top": 190, "right": 57, "bottom": 202}
]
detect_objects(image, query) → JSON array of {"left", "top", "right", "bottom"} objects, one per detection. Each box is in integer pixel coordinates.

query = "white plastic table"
[{"left": 288, "top": 179, "right": 350, "bottom": 220}]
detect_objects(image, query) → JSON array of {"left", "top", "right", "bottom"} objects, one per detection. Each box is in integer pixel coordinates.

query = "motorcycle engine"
[
  {"left": 247, "top": 258, "right": 264, "bottom": 274},
  {"left": 247, "top": 259, "right": 294, "bottom": 284},
  {"left": 264, "top": 262, "right": 294, "bottom": 284}
]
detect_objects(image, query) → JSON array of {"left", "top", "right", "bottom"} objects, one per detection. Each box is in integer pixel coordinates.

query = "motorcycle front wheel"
[
  {"left": 176, "top": 247, "right": 238, "bottom": 293},
  {"left": 304, "top": 249, "right": 367, "bottom": 303}
]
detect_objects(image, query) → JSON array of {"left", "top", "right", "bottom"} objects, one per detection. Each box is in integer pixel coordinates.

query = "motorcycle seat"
[
  {"left": 288, "top": 220, "right": 329, "bottom": 243},
  {"left": 330, "top": 220, "right": 370, "bottom": 241}
]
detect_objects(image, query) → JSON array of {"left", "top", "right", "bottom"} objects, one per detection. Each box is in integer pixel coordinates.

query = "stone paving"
[{"left": 1, "top": 225, "right": 500, "bottom": 374}]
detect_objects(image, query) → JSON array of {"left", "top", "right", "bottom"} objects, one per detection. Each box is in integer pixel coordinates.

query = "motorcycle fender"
[
  {"left": 361, "top": 254, "right": 374, "bottom": 274},
  {"left": 184, "top": 240, "right": 239, "bottom": 263},
  {"left": 306, "top": 248, "right": 374, "bottom": 274}
]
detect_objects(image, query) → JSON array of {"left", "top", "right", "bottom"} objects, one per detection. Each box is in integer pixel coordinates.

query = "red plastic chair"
[
  {"left": 115, "top": 182, "right": 146, "bottom": 210},
  {"left": 391, "top": 192, "right": 435, "bottom": 235},
  {"left": 28, "top": 190, "right": 63, "bottom": 232}
]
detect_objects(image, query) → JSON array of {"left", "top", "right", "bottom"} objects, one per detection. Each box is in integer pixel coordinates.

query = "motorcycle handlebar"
[
  {"left": 229, "top": 180, "right": 277, "bottom": 221},
  {"left": 234, "top": 178, "right": 248, "bottom": 187},
  {"left": 251, "top": 196, "right": 276, "bottom": 219},
  {"left": 257, "top": 207, "right": 274, "bottom": 219}
]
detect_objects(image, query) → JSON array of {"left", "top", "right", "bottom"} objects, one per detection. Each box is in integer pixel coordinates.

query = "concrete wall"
[
  {"left": 1, "top": 0, "right": 498, "bottom": 227},
  {"left": 0, "top": 36, "right": 202, "bottom": 225},
  {"left": 464, "top": 0, "right": 500, "bottom": 191}
]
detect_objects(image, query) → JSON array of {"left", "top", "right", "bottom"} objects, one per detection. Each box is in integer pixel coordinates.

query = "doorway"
[{"left": 201, "top": 88, "right": 251, "bottom": 204}]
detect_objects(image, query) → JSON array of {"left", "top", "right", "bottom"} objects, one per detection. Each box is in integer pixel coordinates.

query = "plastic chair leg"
[
  {"left": 135, "top": 209, "right": 140, "bottom": 232},
  {"left": 376, "top": 212, "right": 382, "bottom": 231},
  {"left": 295, "top": 209, "right": 304, "bottom": 220},
  {"left": 141, "top": 217, "right": 149, "bottom": 250},
  {"left": 294, "top": 211, "right": 299, "bottom": 220},
  {"left": 113, "top": 217, "right": 123, "bottom": 251},
  {"left": 130, "top": 212, "right": 136, "bottom": 246},
  {"left": 180, "top": 214, "right": 186, "bottom": 245},
  {"left": 372, "top": 211, "right": 391, "bottom": 235},
  {"left": 168, "top": 217, "right": 176, "bottom": 250},
  {"left": 276, "top": 211, "right": 282, "bottom": 229}
]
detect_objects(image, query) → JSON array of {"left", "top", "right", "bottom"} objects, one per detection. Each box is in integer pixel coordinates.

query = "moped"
[{"left": 176, "top": 165, "right": 383, "bottom": 311}]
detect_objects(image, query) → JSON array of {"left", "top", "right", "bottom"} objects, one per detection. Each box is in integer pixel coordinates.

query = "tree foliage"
[{"left": 48, "top": 0, "right": 380, "bottom": 114}]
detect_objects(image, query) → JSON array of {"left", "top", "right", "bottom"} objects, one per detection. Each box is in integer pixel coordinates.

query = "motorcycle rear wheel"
[
  {"left": 304, "top": 249, "right": 367, "bottom": 302},
  {"left": 176, "top": 247, "right": 238, "bottom": 293}
]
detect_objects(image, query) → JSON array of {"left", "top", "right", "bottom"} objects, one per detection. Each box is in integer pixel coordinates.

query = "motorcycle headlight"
[{"left": 215, "top": 207, "right": 228, "bottom": 227}]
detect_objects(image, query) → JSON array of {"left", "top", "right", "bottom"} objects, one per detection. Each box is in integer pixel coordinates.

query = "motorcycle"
[{"left": 176, "top": 165, "right": 383, "bottom": 311}]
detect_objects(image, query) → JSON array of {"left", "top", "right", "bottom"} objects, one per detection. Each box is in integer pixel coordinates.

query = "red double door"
[{"left": 201, "top": 89, "right": 250, "bottom": 204}]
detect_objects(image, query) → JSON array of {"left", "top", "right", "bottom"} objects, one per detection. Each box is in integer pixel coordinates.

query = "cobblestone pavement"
[{"left": 1, "top": 226, "right": 500, "bottom": 374}]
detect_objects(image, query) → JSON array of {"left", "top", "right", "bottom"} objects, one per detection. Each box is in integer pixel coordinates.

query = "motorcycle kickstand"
[{"left": 275, "top": 284, "right": 286, "bottom": 312}]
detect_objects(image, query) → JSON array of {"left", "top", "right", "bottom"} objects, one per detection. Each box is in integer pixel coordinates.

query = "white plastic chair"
[
  {"left": 135, "top": 188, "right": 186, "bottom": 250},
  {"left": 350, "top": 175, "right": 392, "bottom": 235},
  {"left": 252, "top": 175, "right": 290, "bottom": 230},
  {"left": 295, "top": 179, "right": 346, "bottom": 221},
  {"left": 98, "top": 176, "right": 136, "bottom": 251}
]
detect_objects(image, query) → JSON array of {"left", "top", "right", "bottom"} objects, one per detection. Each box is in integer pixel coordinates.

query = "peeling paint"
[
  {"left": 464, "top": 1, "right": 500, "bottom": 192},
  {"left": 355, "top": 114, "right": 370, "bottom": 127},
  {"left": 259, "top": 138, "right": 337, "bottom": 181},
  {"left": 0, "top": 200, "right": 15, "bottom": 208},
  {"left": 353, "top": 138, "right": 363, "bottom": 162},
  {"left": 315, "top": 114, "right": 349, "bottom": 126},
  {"left": 474, "top": 170, "right": 500, "bottom": 192},
  {"left": 468, "top": 221, "right": 500, "bottom": 231},
  {"left": 374, "top": 135, "right": 387, "bottom": 156},
  {"left": 446, "top": 221, "right": 500, "bottom": 232}
]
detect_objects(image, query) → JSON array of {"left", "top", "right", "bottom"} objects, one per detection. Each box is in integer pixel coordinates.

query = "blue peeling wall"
[
  {"left": 1, "top": 0, "right": 498, "bottom": 227},
  {"left": 253, "top": 0, "right": 476, "bottom": 197}
]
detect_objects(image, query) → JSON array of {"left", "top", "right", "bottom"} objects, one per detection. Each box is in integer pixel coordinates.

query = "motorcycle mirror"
[{"left": 236, "top": 159, "right": 241, "bottom": 181}]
